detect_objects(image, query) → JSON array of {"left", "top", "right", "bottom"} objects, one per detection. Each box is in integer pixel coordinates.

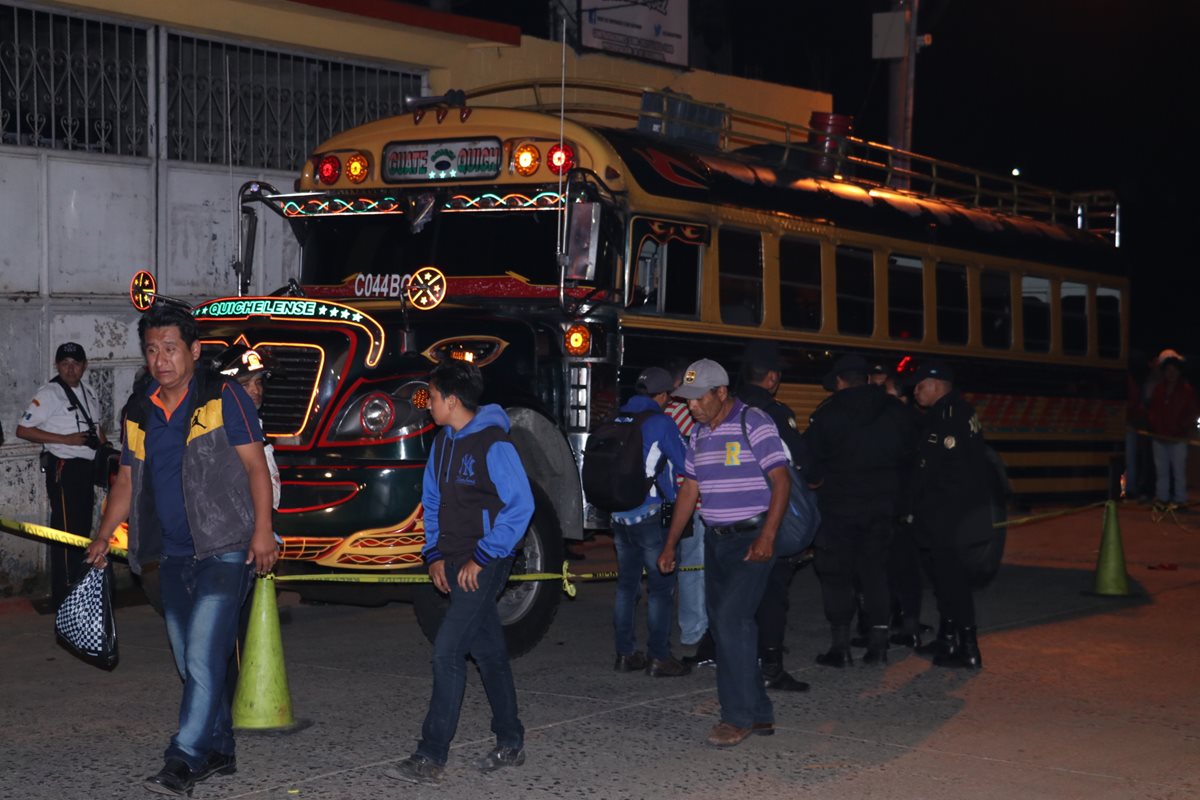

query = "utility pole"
[{"left": 875, "top": 0, "right": 928, "bottom": 187}]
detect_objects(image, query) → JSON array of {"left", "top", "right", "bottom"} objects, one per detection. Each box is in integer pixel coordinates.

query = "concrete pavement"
[{"left": 0, "top": 503, "right": 1197, "bottom": 799}]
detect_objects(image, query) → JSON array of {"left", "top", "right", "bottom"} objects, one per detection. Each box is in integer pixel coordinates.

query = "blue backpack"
[{"left": 739, "top": 407, "right": 820, "bottom": 557}]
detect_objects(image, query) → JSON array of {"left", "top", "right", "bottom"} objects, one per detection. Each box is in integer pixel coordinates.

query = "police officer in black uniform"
[
  {"left": 909, "top": 361, "right": 992, "bottom": 669},
  {"left": 736, "top": 341, "right": 809, "bottom": 692},
  {"left": 802, "top": 354, "right": 914, "bottom": 666}
]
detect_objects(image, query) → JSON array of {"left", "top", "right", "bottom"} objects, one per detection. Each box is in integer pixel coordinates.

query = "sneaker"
[
  {"left": 614, "top": 651, "right": 648, "bottom": 672},
  {"left": 473, "top": 746, "right": 526, "bottom": 773},
  {"left": 384, "top": 755, "right": 444, "bottom": 786},
  {"left": 143, "top": 760, "right": 196, "bottom": 797},
  {"left": 645, "top": 655, "right": 691, "bottom": 677}
]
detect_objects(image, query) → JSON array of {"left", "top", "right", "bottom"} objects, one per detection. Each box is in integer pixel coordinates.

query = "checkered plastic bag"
[{"left": 54, "top": 566, "right": 118, "bottom": 670}]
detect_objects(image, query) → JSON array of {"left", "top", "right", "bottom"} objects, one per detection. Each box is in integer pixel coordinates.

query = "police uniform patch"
[{"left": 943, "top": 435, "right": 956, "bottom": 449}]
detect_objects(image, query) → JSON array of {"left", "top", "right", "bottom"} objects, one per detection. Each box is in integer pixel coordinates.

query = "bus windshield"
[{"left": 298, "top": 209, "right": 564, "bottom": 286}]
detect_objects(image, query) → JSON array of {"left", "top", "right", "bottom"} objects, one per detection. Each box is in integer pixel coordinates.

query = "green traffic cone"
[
  {"left": 1093, "top": 501, "right": 1130, "bottom": 596},
  {"left": 233, "top": 576, "right": 299, "bottom": 731}
]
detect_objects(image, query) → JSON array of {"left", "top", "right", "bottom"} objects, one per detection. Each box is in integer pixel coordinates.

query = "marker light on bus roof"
[
  {"left": 346, "top": 154, "right": 369, "bottom": 184},
  {"left": 547, "top": 143, "right": 575, "bottom": 176},
  {"left": 513, "top": 143, "right": 540, "bottom": 176},
  {"left": 317, "top": 154, "right": 341, "bottom": 185}
]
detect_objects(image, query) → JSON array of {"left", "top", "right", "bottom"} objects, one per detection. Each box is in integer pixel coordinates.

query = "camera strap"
[{"left": 50, "top": 376, "right": 97, "bottom": 432}]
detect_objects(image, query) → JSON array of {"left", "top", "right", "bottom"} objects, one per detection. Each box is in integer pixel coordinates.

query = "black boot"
[
  {"left": 916, "top": 617, "right": 955, "bottom": 659},
  {"left": 956, "top": 626, "right": 982, "bottom": 669},
  {"left": 861, "top": 626, "right": 889, "bottom": 665},
  {"left": 682, "top": 630, "right": 716, "bottom": 667},
  {"left": 816, "top": 624, "right": 853, "bottom": 668},
  {"left": 761, "top": 647, "right": 811, "bottom": 691},
  {"left": 890, "top": 614, "right": 923, "bottom": 648}
]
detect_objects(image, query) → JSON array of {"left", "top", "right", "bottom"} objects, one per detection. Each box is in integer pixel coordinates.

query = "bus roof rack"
[{"left": 466, "top": 79, "right": 1119, "bottom": 247}]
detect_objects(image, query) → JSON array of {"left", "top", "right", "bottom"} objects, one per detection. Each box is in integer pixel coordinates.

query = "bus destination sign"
[{"left": 383, "top": 138, "right": 503, "bottom": 183}]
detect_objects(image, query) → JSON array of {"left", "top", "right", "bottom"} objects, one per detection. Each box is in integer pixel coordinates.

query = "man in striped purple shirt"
[{"left": 657, "top": 359, "right": 792, "bottom": 748}]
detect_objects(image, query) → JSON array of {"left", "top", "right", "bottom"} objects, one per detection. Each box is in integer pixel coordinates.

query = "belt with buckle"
[{"left": 708, "top": 513, "right": 766, "bottom": 536}]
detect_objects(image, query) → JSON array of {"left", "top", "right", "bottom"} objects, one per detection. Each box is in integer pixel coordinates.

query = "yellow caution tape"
[
  {"left": 0, "top": 517, "right": 129, "bottom": 559},
  {"left": 995, "top": 500, "right": 1107, "bottom": 529},
  {"left": 4, "top": 501, "right": 1124, "bottom": 600}
]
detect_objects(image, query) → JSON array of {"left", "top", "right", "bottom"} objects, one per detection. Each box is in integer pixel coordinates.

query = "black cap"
[
  {"left": 212, "top": 343, "right": 273, "bottom": 379},
  {"left": 913, "top": 360, "right": 954, "bottom": 385},
  {"left": 822, "top": 353, "right": 869, "bottom": 391},
  {"left": 55, "top": 342, "right": 86, "bottom": 363},
  {"left": 635, "top": 366, "right": 675, "bottom": 395},
  {"left": 868, "top": 362, "right": 887, "bottom": 375},
  {"left": 742, "top": 340, "right": 782, "bottom": 373}
]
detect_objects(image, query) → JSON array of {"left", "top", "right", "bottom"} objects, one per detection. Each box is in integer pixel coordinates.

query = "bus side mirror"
[{"left": 565, "top": 202, "right": 600, "bottom": 282}]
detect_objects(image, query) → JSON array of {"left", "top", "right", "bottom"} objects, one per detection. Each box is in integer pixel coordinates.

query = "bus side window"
[
  {"left": 888, "top": 253, "right": 923, "bottom": 341},
  {"left": 719, "top": 229, "right": 763, "bottom": 326},
  {"left": 1022, "top": 275, "right": 1052, "bottom": 352},
  {"left": 780, "top": 237, "right": 821, "bottom": 331},
  {"left": 1061, "top": 281, "right": 1088, "bottom": 356},
  {"left": 836, "top": 244, "right": 874, "bottom": 336},
  {"left": 664, "top": 236, "right": 701, "bottom": 317},
  {"left": 936, "top": 262, "right": 969, "bottom": 345},
  {"left": 1096, "top": 287, "right": 1121, "bottom": 359},
  {"left": 981, "top": 269, "right": 1012, "bottom": 349},
  {"left": 629, "top": 218, "right": 703, "bottom": 318}
]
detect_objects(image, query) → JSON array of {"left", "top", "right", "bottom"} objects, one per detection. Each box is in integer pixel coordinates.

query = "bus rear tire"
[{"left": 413, "top": 516, "right": 562, "bottom": 658}]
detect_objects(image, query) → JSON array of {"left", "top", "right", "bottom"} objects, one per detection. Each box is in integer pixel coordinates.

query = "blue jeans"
[
  {"left": 159, "top": 551, "right": 254, "bottom": 770},
  {"left": 612, "top": 513, "right": 676, "bottom": 660},
  {"left": 417, "top": 558, "right": 523, "bottom": 766},
  {"left": 676, "top": 515, "right": 707, "bottom": 645},
  {"left": 705, "top": 526, "right": 775, "bottom": 729},
  {"left": 1152, "top": 440, "right": 1188, "bottom": 504}
]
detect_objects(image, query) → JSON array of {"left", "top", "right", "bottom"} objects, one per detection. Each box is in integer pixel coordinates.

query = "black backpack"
[{"left": 582, "top": 410, "right": 663, "bottom": 512}]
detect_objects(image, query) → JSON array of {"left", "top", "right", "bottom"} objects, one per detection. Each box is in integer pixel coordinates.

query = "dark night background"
[{"left": 421, "top": 0, "right": 1196, "bottom": 363}]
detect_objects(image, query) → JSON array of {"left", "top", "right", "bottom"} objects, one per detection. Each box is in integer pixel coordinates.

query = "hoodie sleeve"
[
  {"left": 650, "top": 415, "right": 687, "bottom": 501},
  {"left": 420, "top": 437, "right": 444, "bottom": 565},
  {"left": 474, "top": 440, "right": 535, "bottom": 566}
]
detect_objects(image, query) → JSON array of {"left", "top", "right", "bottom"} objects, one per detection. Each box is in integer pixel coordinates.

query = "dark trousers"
[
  {"left": 814, "top": 513, "right": 892, "bottom": 630},
  {"left": 755, "top": 558, "right": 796, "bottom": 652},
  {"left": 705, "top": 527, "right": 775, "bottom": 729},
  {"left": 417, "top": 558, "right": 523, "bottom": 765},
  {"left": 927, "top": 545, "right": 975, "bottom": 628},
  {"left": 887, "top": 524, "right": 924, "bottom": 632},
  {"left": 45, "top": 455, "right": 94, "bottom": 609}
]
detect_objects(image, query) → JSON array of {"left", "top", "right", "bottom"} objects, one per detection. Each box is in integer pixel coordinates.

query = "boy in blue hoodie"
[{"left": 386, "top": 361, "right": 535, "bottom": 786}]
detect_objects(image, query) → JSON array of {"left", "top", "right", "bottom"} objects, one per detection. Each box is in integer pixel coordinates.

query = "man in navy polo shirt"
[{"left": 87, "top": 303, "right": 277, "bottom": 797}]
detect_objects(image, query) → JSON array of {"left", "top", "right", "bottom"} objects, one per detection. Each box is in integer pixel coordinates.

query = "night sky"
[{"left": 429, "top": 0, "right": 1197, "bottom": 362}]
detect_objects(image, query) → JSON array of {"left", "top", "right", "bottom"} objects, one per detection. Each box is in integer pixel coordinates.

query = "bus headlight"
[
  {"left": 360, "top": 393, "right": 395, "bottom": 435},
  {"left": 325, "top": 381, "right": 431, "bottom": 444}
]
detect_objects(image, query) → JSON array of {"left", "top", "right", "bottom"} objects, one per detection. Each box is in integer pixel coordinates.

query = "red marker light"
[
  {"left": 547, "top": 143, "right": 575, "bottom": 176},
  {"left": 317, "top": 154, "right": 341, "bottom": 185}
]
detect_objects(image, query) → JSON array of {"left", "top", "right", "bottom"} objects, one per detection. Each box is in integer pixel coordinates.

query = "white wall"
[{"left": 0, "top": 146, "right": 296, "bottom": 594}]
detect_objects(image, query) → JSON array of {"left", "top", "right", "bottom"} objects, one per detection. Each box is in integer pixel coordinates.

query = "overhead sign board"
[
  {"left": 579, "top": 0, "right": 688, "bottom": 68},
  {"left": 382, "top": 138, "right": 502, "bottom": 182}
]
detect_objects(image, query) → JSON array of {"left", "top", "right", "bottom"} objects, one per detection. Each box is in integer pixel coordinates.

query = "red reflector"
[
  {"left": 547, "top": 143, "right": 575, "bottom": 176},
  {"left": 317, "top": 154, "right": 341, "bottom": 185}
]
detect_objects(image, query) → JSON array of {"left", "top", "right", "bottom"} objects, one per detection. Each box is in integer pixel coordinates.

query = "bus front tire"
[{"left": 412, "top": 517, "right": 562, "bottom": 658}]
